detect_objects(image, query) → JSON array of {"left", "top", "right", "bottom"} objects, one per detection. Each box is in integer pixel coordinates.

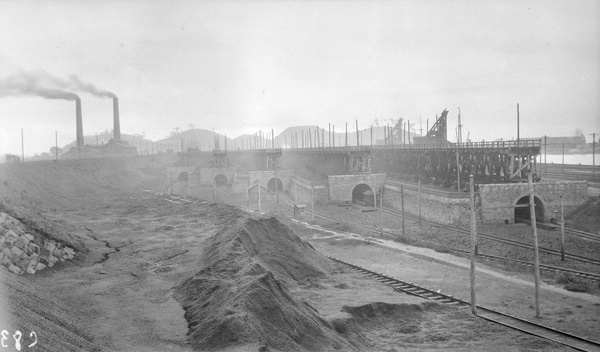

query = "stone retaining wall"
[
  {"left": 0, "top": 212, "right": 76, "bottom": 275},
  {"left": 383, "top": 183, "right": 471, "bottom": 227}
]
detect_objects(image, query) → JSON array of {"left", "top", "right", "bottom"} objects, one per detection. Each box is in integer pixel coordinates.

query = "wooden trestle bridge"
[{"left": 284, "top": 139, "right": 541, "bottom": 189}]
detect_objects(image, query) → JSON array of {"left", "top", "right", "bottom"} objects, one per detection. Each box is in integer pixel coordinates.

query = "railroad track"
[
  {"left": 382, "top": 207, "right": 600, "bottom": 266},
  {"left": 564, "top": 227, "right": 600, "bottom": 242},
  {"left": 331, "top": 256, "right": 600, "bottom": 352}
]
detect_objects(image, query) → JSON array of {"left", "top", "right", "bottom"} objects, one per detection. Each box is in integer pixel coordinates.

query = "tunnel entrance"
[
  {"left": 177, "top": 171, "right": 189, "bottom": 182},
  {"left": 267, "top": 177, "right": 283, "bottom": 193},
  {"left": 214, "top": 174, "right": 228, "bottom": 186},
  {"left": 352, "top": 184, "right": 374, "bottom": 206},
  {"left": 515, "top": 196, "right": 544, "bottom": 223}
]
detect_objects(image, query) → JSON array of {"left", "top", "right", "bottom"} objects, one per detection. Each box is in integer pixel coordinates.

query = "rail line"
[
  {"left": 381, "top": 206, "right": 600, "bottom": 266},
  {"left": 151, "top": 189, "right": 600, "bottom": 349},
  {"left": 330, "top": 256, "right": 600, "bottom": 352}
]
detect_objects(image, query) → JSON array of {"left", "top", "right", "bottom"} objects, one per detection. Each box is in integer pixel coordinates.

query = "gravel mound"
[{"left": 175, "top": 216, "right": 356, "bottom": 351}]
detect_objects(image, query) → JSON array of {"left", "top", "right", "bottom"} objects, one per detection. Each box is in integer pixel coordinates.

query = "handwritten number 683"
[{"left": 1, "top": 330, "right": 37, "bottom": 350}]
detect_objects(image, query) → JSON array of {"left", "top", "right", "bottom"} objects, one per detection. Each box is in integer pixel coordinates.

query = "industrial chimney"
[
  {"left": 75, "top": 98, "right": 84, "bottom": 148},
  {"left": 113, "top": 97, "right": 121, "bottom": 140}
]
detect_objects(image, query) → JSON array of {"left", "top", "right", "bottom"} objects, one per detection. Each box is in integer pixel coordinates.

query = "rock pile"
[
  {"left": 176, "top": 216, "right": 356, "bottom": 352},
  {"left": 0, "top": 212, "right": 76, "bottom": 275}
]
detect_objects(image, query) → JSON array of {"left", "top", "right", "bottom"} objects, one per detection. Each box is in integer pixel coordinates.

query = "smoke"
[
  {"left": 0, "top": 69, "right": 115, "bottom": 101},
  {"left": 0, "top": 70, "right": 80, "bottom": 101}
]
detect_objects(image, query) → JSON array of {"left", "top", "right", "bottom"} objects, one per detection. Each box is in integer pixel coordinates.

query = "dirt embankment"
[
  {"left": 0, "top": 155, "right": 177, "bottom": 250},
  {"left": 175, "top": 216, "right": 356, "bottom": 352}
]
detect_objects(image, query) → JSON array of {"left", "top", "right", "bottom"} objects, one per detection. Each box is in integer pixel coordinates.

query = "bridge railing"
[{"left": 283, "top": 139, "right": 541, "bottom": 151}]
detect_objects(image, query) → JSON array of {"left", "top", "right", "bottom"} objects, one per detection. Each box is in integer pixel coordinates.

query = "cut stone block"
[
  {"left": 11, "top": 246, "right": 23, "bottom": 256},
  {"left": 64, "top": 246, "right": 76, "bottom": 255},
  {"left": 8, "top": 263, "right": 22, "bottom": 275},
  {"left": 13, "top": 226, "right": 25, "bottom": 236},
  {"left": 38, "top": 257, "right": 49, "bottom": 265},
  {"left": 13, "top": 237, "right": 26, "bottom": 249},
  {"left": 53, "top": 249, "right": 63, "bottom": 258},
  {"left": 24, "top": 233, "right": 34, "bottom": 241},
  {"left": 35, "top": 262, "right": 46, "bottom": 271},
  {"left": 26, "top": 260, "right": 37, "bottom": 274},
  {"left": 1, "top": 256, "right": 11, "bottom": 266},
  {"left": 2, "top": 247, "right": 12, "bottom": 257},
  {"left": 0, "top": 236, "right": 5, "bottom": 247},
  {"left": 45, "top": 242, "right": 56, "bottom": 253},
  {"left": 5, "top": 230, "right": 18, "bottom": 240},
  {"left": 29, "top": 243, "right": 40, "bottom": 254},
  {"left": 66, "top": 252, "right": 74, "bottom": 260},
  {"left": 19, "top": 235, "right": 31, "bottom": 245},
  {"left": 40, "top": 248, "right": 51, "bottom": 257},
  {"left": 49, "top": 255, "right": 59, "bottom": 263}
]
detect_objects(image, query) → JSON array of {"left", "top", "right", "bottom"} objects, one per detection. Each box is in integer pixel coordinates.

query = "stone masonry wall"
[
  {"left": 291, "top": 177, "right": 328, "bottom": 205},
  {"left": 328, "top": 174, "right": 387, "bottom": 204},
  {"left": 479, "top": 180, "right": 588, "bottom": 224},
  {"left": 383, "top": 184, "right": 471, "bottom": 227},
  {"left": 0, "top": 212, "right": 77, "bottom": 275}
]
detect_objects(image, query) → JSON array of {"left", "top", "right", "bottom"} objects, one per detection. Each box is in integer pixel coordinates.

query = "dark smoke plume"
[
  {"left": 0, "top": 69, "right": 115, "bottom": 100},
  {"left": 0, "top": 70, "right": 80, "bottom": 101}
]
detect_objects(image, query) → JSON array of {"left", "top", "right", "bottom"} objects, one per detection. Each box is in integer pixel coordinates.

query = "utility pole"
[
  {"left": 456, "top": 152, "right": 461, "bottom": 192},
  {"left": 528, "top": 170, "right": 541, "bottom": 318},
  {"left": 418, "top": 179, "right": 422, "bottom": 226},
  {"left": 469, "top": 174, "right": 477, "bottom": 315},
  {"left": 517, "top": 103, "right": 520, "bottom": 145},
  {"left": 379, "top": 188, "right": 383, "bottom": 237},
  {"left": 401, "top": 184, "right": 405, "bottom": 237},
  {"left": 457, "top": 107, "right": 463, "bottom": 144},
  {"left": 590, "top": 133, "right": 596, "bottom": 180},
  {"left": 560, "top": 189, "right": 565, "bottom": 261}
]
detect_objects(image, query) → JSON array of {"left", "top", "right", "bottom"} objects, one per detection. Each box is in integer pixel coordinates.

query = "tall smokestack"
[
  {"left": 113, "top": 97, "right": 121, "bottom": 140},
  {"left": 76, "top": 98, "right": 84, "bottom": 148}
]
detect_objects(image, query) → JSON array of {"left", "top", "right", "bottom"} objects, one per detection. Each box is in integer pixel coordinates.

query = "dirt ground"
[
  {"left": 1, "top": 158, "right": 598, "bottom": 351},
  {"left": 24, "top": 191, "right": 578, "bottom": 351}
]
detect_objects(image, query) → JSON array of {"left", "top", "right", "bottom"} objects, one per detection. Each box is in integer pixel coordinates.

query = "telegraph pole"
[
  {"left": 469, "top": 174, "right": 477, "bottom": 315},
  {"left": 517, "top": 103, "right": 520, "bottom": 145},
  {"left": 590, "top": 133, "right": 596, "bottom": 179},
  {"left": 528, "top": 170, "right": 541, "bottom": 318}
]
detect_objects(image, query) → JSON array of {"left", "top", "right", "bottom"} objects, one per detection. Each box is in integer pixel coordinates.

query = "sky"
[{"left": 1, "top": 0, "right": 599, "bottom": 156}]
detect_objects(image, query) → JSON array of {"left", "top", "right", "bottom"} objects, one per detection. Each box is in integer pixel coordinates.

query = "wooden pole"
[
  {"left": 456, "top": 151, "right": 461, "bottom": 192},
  {"left": 560, "top": 190, "right": 565, "bottom": 261},
  {"left": 401, "top": 184, "right": 405, "bottom": 237},
  {"left": 345, "top": 123, "right": 348, "bottom": 147},
  {"left": 528, "top": 170, "right": 541, "bottom": 318},
  {"left": 469, "top": 174, "right": 477, "bottom": 315},
  {"left": 379, "top": 188, "right": 383, "bottom": 237},
  {"left": 418, "top": 180, "right": 422, "bottom": 226},
  {"left": 517, "top": 103, "right": 520, "bottom": 145},
  {"left": 356, "top": 120, "right": 359, "bottom": 147}
]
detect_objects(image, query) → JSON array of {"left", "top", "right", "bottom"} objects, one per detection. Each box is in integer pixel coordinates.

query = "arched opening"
[
  {"left": 177, "top": 171, "right": 189, "bottom": 182},
  {"left": 352, "top": 184, "right": 374, "bottom": 206},
  {"left": 515, "top": 196, "right": 544, "bottom": 223},
  {"left": 214, "top": 174, "right": 228, "bottom": 186},
  {"left": 267, "top": 177, "right": 283, "bottom": 192}
]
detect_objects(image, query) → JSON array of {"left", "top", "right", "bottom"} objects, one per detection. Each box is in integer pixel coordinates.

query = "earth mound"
[{"left": 175, "top": 216, "right": 356, "bottom": 351}]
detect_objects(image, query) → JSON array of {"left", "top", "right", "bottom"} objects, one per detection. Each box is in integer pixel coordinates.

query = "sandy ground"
[{"left": 19, "top": 188, "right": 594, "bottom": 351}]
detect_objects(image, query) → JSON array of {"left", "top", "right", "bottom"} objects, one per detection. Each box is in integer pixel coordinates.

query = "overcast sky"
[{"left": 1, "top": 0, "right": 599, "bottom": 156}]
